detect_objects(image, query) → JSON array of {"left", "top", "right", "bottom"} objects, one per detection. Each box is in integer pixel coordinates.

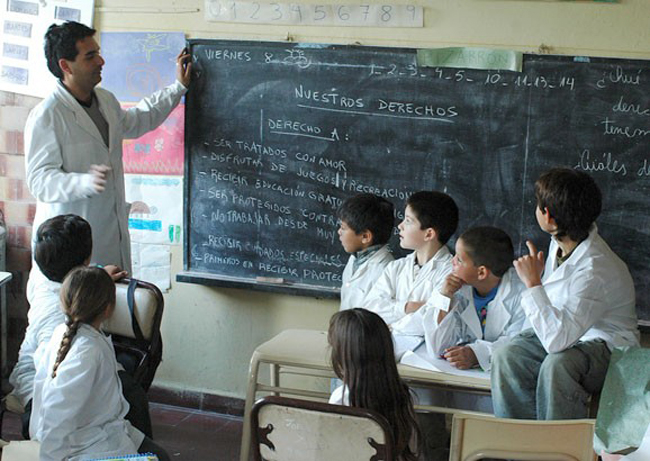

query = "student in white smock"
[
  {"left": 363, "top": 191, "right": 458, "bottom": 328},
  {"left": 338, "top": 193, "right": 395, "bottom": 311},
  {"left": 423, "top": 227, "right": 526, "bottom": 372},
  {"left": 328, "top": 308, "right": 421, "bottom": 461},
  {"left": 491, "top": 168, "right": 639, "bottom": 420}
]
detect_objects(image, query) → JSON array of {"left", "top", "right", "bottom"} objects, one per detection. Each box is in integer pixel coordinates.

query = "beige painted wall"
[{"left": 94, "top": 0, "right": 650, "bottom": 399}]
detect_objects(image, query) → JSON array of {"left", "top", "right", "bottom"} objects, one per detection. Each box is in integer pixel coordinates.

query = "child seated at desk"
[
  {"left": 422, "top": 226, "right": 526, "bottom": 371},
  {"left": 337, "top": 193, "right": 395, "bottom": 311},
  {"left": 363, "top": 191, "right": 458, "bottom": 327},
  {"left": 328, "top": 308, "right": 421, "bottom": 461},
  {"left": 491, "top": 168, "right": 639, "bottom": 420},
  {"left": 30, "top": 266, "right": 170, "bottom": 461}
]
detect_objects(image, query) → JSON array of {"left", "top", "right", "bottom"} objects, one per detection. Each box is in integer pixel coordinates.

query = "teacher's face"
[{"left": 64, "top": 36, "right": 105, "bottom": 91}]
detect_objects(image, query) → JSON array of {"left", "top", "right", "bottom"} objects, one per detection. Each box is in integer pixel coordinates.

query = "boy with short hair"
[
  {"left": 337, "top": 193, "right": 395, "bottom": 311},
  {"left": 422, "top": 226, "right": 526, "bottom": 371},
  {"left": 491, "top": 168, "right": 639, "bottom": 420},
  {"left": 364, "top": 191, "right": 458, "bottom": 326}
]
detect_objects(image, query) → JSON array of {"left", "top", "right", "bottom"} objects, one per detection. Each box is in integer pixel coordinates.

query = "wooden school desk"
[{"left": 240, "top": 329, "right": 491, "bottom": 461}]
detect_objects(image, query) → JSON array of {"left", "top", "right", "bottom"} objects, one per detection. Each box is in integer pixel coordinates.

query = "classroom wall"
[{"left": 2, "top": 0, "right": 650, "bottom": 405}]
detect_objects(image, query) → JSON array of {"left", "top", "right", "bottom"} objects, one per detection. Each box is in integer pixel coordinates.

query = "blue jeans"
[{"left": 490, "top": 329, "right": 611, "bottom": 419}]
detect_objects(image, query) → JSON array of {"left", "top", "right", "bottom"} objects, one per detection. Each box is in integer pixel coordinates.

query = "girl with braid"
[{"left": 29, "top": 266, "right": 170, "bottom": 461}]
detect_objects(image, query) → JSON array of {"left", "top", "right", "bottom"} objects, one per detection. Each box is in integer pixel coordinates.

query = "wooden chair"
[
  {"left": 449, "top": 413, "right": 597, "bottom": 461},
  {"left": 251, "top": 396, "right": 394, "bottom": 461}
]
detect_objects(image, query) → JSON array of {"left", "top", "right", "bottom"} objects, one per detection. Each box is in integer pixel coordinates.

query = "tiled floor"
[{"left": 1, "top": 402, "right": 244, "bottom": 461}]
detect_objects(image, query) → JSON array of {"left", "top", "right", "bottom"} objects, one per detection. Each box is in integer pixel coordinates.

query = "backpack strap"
[{"left": 127, "top": 278, "right": 145, "bottom": 341}]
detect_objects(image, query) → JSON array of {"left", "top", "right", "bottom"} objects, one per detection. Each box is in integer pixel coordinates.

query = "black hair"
[
  {"left": 459, "top": 226, "right": 514, "bottom": 277},
  {"left": 535, "top": 168, "right": 601, "bottom": 242},
  {"left": 34, "top": 214, "right": 92, "bottom": 282},
  {"left": 337, "top": 194, "right": 395, "bottom": 245},
  {"left": 406, "top": 191, "right": 459, "bottom": 245},
  {"left": 44, "top": 21, "right": 96, "bottom": 79}
]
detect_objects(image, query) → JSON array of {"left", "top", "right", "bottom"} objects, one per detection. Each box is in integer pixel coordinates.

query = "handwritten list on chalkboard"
[{"left": 179, "top": 40, "right": 650, "bottom": 323}]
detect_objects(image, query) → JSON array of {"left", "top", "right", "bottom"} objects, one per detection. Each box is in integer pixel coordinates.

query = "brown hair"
[
  {"left": 535, "top": 168, "right": 601, "bottom": 242},
  {"left": 51, "top": 266, "right": 115, "bottom": 378},
  {"left": 329, "top": 308, "right": 421, "bottom": 460}
]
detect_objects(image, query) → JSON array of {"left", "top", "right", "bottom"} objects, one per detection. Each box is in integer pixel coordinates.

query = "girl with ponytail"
[{"left": 29, "top": 266, "right": 170, "bottom": 461}]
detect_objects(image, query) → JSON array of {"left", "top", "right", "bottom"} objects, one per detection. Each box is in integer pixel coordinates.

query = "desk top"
[
  {"left": 254, "top": 329, "right": 491, "bottom": 392},
  {"left": 0, "top": 272, "right": 11, "bottom": 286}
]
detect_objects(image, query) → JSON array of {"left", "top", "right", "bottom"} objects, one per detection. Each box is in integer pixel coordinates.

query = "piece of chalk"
[{"left": 256, "top": 276, "right": 284, "bottom": 284}]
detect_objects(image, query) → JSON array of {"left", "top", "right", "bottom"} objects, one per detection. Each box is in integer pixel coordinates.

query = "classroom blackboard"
[{"left": 178, "top": 39, "right": 650, "bottom": 324}]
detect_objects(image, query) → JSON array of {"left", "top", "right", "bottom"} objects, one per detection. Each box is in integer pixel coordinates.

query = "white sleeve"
[
  {"left": 25, "top": 110, "right": 97, "bottom": 203},
  {"left": 362, "top": 263, "right": 407, "bottom": 324},
  {"left": 521, "top": 268, "right": 612, "bottom": 353},
  {"left": 120, "top": 81, "right": 187, "bottom": 139},
  {"left": 423, "top": 303, "right": 465, "bottom": 359}
]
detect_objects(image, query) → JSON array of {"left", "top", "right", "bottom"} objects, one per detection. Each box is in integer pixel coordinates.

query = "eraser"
[{"left": 256, "top": 276, "right": 284, "bottom": 284}]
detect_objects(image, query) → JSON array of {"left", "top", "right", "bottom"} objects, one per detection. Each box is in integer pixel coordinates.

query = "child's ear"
[
  {"left": 477, "top": 266, "right": 490, "bottom": 281},
  {"left": 361, "top": 230, "right": 373, "bottom": 245},
  {"left": 541, "top": 208, "right": 559, "bottom": 231},
  {"left": 424, "top": 227, "right": 437, "bottom": 242}
]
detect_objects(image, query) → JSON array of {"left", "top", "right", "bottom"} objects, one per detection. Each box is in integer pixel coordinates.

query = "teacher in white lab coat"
[{"left": 25, "top": 21, "right": 191, "bottom": 284}]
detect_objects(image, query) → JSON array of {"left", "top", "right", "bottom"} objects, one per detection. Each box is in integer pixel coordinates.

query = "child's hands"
[
  {"left": 443, "top": 345, "right": 478, "bottom": 369},
  {"left": 404, "top": 301, "right": 425, "bottom": 314},
  {"left": 104, "top": 265, "right": 128, "bottom": 281},
  {"left": 514, "top": 240, "right": 545, "bottom": 288},
  {"left": 440, "top": 273, "right": 464, "bottom": 299}
]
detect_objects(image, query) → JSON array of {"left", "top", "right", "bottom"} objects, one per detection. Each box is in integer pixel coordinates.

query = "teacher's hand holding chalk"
[
  {"left": 176, "top": 48, "right": 192, "bottom": 88},
  {"left": 514, "top": 240, "right": 545, "bottom": 288}
]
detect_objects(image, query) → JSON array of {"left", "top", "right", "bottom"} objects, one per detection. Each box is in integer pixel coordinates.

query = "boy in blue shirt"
[
  {"left": 337, "top": 193, "right": 395, "bottom": 311},
  {"left": 423, "top": 226, "right": 526, "bottom": 371}
]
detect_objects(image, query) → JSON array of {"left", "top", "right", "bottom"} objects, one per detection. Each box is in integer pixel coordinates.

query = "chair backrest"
[
  {"left": 251, "top": 396, "right": 394, "bottom": 461},
  {"left": 1, "top": 440, "right": 40, "bottom": 461},
  {"left": 449, "top": 413, "right": 597, "bottom": 461},
  {"left": 102, "top": 278, "right": 164, "bottom": 391}
]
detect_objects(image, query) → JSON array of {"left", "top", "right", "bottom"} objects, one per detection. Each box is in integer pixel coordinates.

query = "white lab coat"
[
  {"left": 31, "top": 324, "right": 144, "bottom": 461},
  {"left": 25, "top": 80, "right": 187, "bottom": 272},
  {"left": 340, "top": 245, "right": 394, "bottom": 311},
  {"left": 9, "top": 278, "right": 64, "bottom": 407},
  {"left": 422, "top": 268, "right": 526, "bottom": 371},
  {"left": 364, "top": 247, "right": 453, "bottom": 325},
  {"left": 522, "top": 226, "right": 639, "bottom": 353}
]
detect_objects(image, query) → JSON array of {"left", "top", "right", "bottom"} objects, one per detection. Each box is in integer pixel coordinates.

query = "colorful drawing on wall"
[
  {"left": 102, "top": 31, "right": 186, "bottom": 176},
  {"left": 122, "top": 103, "right": 185, "bottom": 175},
  {"left": 125, "top": 174, "right": 183, "bottom": 246},
  {"left": 100, "top": 31, "right": 186, "bottom": 103}
]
